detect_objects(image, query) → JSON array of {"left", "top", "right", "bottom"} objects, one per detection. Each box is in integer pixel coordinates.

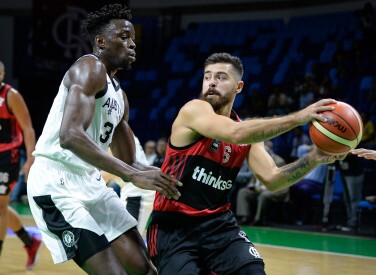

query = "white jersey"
[
  {"left": 134, "top": 136, "right": 149, "bottom": 170},
  {"left": 33, "top": 54, "right": 124, "bottom": 172}
]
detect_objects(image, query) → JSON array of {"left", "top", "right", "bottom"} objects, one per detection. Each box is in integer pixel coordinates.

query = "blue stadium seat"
[
  {"left": 164, "top": 106, "right": 178, "bottom": 121},
  {"left": 147, "top": 71, "right": 157, "bottom": 81},
  {"left": 311, "top": 169, "right": 343, "bottom": 201},
  {"left": 129, "top": 107, "right": 137, "bottom": 122},
  {"left": 151, "top": 88, "right": 161, "bottom": 100},
  {"left": 233, "top": 94, "right": 245, "bottom": 109},
  {"left": 328, "top": 68, "right": 338, "bottom": 86},
  {"left": 273, "top": 59, "right": 290, "bottom": 85},
  {"left": 305, "top": 60, "right": 317, "bottom": 74},
  {"left": 248, "top": 82, "right": 261, "bottom": 96},
  {"left": 149, "top": 107, "right": 159, "bottom": 121},
  {"left": 356, "top": 200, "right": 376, "bottom": 235},
  {"left": 164, "top": 37, "right": 182, "bottom": 62},
  {"left": 359, "top": 76, "right": 374, "bottom": 90},
  {"left": 319, "top": 41, "right": 336, "bottom": 63}
]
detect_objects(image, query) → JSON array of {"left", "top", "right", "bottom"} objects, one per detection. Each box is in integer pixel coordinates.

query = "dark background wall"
[{"left": 0, "top": 0, "right": 373, "bottom": 139}]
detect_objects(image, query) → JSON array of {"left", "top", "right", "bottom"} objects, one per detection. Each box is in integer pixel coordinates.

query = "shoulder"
[
  {"left": 7, "top": 87, "right": 23, "bottom": 100},
  {"left": 64, "top": 55, "right": 107, "bottom": 94},
  {"left": 1, "top": 83, "right": 14, "bottom": 94},
  {"left": 6, "top": 87, "right": 28, "bottom": 113},
  {"left": 69, "top": 55, "right": 106, "bottom": 78},
  {"left": 180, "top": 99, "right": 213, "bottom": 115},
  {"left": 184, "top": 99, "right": 209, "bottom": 107}
]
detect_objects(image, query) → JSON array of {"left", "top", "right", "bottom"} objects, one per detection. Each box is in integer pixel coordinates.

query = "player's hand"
[
  {"left": 20, "top": 158, "right": 34, "bottom": 182},
  {"left": 296, "top": 99, "right": 337, "bottom": 125},
  {"left": 311, "top": 145, "right": 347, "bottom": 164},
  {"left": 128, "top": 170, "right": 183, "bottom": 200},
  {"left": 351, "top": 148, "right": 376, "bottom": 160}
]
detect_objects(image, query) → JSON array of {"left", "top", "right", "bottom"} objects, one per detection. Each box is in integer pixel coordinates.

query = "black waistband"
[{"left": 150, "top": 210, "right": 231, "bottom": 226}]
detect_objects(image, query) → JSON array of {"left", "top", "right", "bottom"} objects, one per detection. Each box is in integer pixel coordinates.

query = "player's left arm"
[
  {"left": 248, "top": 143, "right": 345, "bottom": 191},
  {"left": 351, "top": 148, "right": 376, "bottom": 160},
  {"left": 7, "top": 88, "right": 36, "bottom": 180},
  {"left": 110, "top": 90, "right": 137, "bottom": 164},
  {"left": 110, "top": 90, "right": 158, "bottom": 171}
]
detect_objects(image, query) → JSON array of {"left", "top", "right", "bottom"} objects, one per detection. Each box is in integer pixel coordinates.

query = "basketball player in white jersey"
[{"left": 27, "top": 4, "right": 181, "bottom": 274}]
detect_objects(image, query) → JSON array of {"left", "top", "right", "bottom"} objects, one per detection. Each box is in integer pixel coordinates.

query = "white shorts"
[{"left": 27, "top": 157, "right": 137, "bottom": 264}]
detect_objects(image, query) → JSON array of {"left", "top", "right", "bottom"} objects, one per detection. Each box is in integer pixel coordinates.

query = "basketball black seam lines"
[{"left": 328, "top": 110, "right": 357, "bottom": 140}]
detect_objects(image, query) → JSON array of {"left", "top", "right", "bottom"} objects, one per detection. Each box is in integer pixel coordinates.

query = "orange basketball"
[{"left": 309, "top": 101, "right": 363, "bottom": 156}]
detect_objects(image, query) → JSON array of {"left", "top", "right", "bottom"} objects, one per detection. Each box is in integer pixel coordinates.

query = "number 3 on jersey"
[{"left": 100, "top": 121, "right": 114, "bottom": 143}]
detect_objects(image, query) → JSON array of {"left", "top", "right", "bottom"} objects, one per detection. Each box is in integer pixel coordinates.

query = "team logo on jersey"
[
  {"left": 249, "top": 246, "right": 262, "bottom": 259},
  {"left": 0, "top": 97, "right": 5, "bottom": 107},
  {"left": 192, "top": 166, "right": 232, "bottom": 190},
  {"left": 209, "top": 140, "right": 220, "bottom": 152},
  {"left": 223, "top": 145, "right": 231, "bottom": 164},
  {"left": 0, "top": 185, "right": 7, "bottom": 194},
  {"left": 62, "top": 230, "right": 79, "bottom": 248},
  {"left": 102, "top": 97, "right": 120, "bottom": 116}
]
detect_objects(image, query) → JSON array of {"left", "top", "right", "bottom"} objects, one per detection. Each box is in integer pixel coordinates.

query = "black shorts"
[
  {"left": 0, "top": 148, "right": 20, "bottom": 195},
  {"left": 147, "top": 211, "right": 265, "bottom": 275}
]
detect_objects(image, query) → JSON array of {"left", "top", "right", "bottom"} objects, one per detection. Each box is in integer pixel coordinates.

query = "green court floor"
[
  {"left": 243, "top": 226, "right": 376, "bottom": 258},
  {"left": 12, "top": 203, "right": 376, "bottom": 258}
]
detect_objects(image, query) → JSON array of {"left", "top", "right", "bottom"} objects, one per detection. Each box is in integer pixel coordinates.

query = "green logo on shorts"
[{"left": 62, "top": 230, "right": 78, "bottom": 248}]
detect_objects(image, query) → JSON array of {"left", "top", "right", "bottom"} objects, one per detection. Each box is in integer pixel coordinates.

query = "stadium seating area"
[
  {"left": 120, "top": 6, "right": 376, "bottom": 232},
  {"left": 124, "top": 8, "right": 376, "bottom": 155}
]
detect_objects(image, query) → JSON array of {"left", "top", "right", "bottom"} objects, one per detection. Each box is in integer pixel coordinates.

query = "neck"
[{"left": 216, "top": 105, "right": 232, "bottom": 117}]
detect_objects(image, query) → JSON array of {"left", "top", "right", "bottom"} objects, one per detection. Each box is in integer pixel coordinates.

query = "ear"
[
  {"left": 235, "top": 80, "right": 244, "bottom": 94},
  {"left": 95, "top": 35, "right": 105, "bottom": 50}
]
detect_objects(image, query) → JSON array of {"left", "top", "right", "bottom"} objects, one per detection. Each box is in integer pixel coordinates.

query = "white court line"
[{"left": 254, "top": 242, "right": 376, "bottom": 260}]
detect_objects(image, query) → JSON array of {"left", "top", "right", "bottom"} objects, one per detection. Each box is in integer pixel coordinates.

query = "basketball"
[{"left": 309, "top": 101, "right": 363, "bottom": 156}]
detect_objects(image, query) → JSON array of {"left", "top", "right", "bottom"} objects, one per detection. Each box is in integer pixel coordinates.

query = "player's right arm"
[{"left": 171, "top": 98, "right": 337, "bottom": 146}]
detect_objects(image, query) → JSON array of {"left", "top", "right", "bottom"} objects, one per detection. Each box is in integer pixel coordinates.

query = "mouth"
[
  {"left": 206, "top": 89, "right": 220, "bottom": 96},
  {"left": 128, "top": 52, "right": 136, "bottom": 62}
]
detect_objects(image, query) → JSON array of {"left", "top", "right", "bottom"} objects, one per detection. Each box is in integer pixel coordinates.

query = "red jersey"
[
  {"left": 153, "top": 112, "right": 251, "bottom": 217},
  {"left": 0, "top": 84, "right": 23, "bottom": 152}
]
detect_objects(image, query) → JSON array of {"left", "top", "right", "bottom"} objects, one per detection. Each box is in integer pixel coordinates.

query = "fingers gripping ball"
[{"left": 309, "top": 101, "right": 363, "bottom": 155}]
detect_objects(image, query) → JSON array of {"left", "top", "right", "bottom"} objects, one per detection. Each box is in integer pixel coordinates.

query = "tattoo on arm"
[
  {"left": 251, "top": 126, "right": 288, "bottom": 143},
  {"left": 280, "top": 155, "right": 311, "bottom": 183}
]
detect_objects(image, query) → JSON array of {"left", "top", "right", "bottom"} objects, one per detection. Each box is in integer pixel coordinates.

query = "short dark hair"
[
  {"left": 81, "top": 3, "right": 132, "bottom": 44},
  {"left": 204, "top": 52, "right": 244, "bottom": 78}
]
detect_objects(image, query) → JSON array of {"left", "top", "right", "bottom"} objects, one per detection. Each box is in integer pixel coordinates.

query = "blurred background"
[{"left": 1, "top": 0, "right": 375, "bottom": 142}]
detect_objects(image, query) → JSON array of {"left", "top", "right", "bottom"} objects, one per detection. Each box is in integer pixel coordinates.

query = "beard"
[
  {"left": 108, "top": 52, "right": 133, "bottom": 71},
  {"left": 117, "top": 58, "right": 132, "bottom": 71},
  {"left": 120, "top": 63, "right": 132, "bottom": 71},
  {"left": 199, "top": 88, "right": 232, "bottom": 112}
]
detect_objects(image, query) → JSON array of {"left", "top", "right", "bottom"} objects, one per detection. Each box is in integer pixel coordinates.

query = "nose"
[
  {"left": 209, "top": 79, "right": 217, "bottom": 87},
  {"left": 129, "top": 39, "right": 136, "bottom": 50}
]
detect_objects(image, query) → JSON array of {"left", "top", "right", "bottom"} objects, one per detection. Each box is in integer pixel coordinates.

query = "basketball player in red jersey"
[
  {"left": 147, "top": 53, "right": 346, "bottom": 274},
  {"left": 0, "top": 61, "right": 42, "bottom": 270}
]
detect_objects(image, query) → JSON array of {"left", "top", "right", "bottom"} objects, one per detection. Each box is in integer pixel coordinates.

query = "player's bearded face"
[{"left": 200, "top": 87, "right": 232, "bottom": 112}]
